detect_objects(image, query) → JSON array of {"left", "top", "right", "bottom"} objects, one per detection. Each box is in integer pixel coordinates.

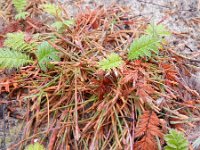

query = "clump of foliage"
[
  {"left": 128, "top": 35, "right": 161, "bottom": 60},
  {"left": 1, "top": 2, "right": 199, "bottom": 150},
  {"left": 4, "top": 32, "right": 36, "bottom": 52},
  {"left": 12, "top": 0, "right": 29, "bottom": 20},
  {"left": 164, "top": 129, "right": 189, "bottom": 150},
  {"left": 99, "top": 24, "right": 170, "bottom": 70},
  {"left": 128, "top": 23, "right": 170, "bottom": 60},
  {"left": 0, "top": 32, "right": 59, "bottom": 70},
  {"left": 25, "top": 142, "right": 45, "bottom": 150},
  {"left": 36, "top": 41, "right": 60, "bottom": 71},
  {"left": 99, "top": 25, "right": 170, "bottom": 70},
  {"left": 0, "top": 32, "right": 34, "bottom": 69},
  {"left": 99, "top": 53, "right": 123, "bottom": 71},
  {"left": 145, "top": 24, "right": 171, "bottom": 36},
  {"left": 0, "top": 48, "right": 32, "bottom": 69},
  {"left": 40, "top": 3, "right": 62, "bottom": 17},
  {"left": 51, "top": 19, "right": 75, "bottom": 32}
]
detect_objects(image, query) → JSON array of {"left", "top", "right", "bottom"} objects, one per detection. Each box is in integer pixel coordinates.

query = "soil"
[{"left": 0, "top": 0, "right": 200, "bottom": 149}]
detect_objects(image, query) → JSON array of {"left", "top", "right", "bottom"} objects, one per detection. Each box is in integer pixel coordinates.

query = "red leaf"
[
  {"left": 0, "top": 36, "right": 4, "bottom": 47},
  {"left": 3, "top": 21, "right": 22, "bottom": 33},
  {"left": 121, "top": 70, "right": 138, "bottom": 85},
  {"left": 161, "top": 63, "right": 178, "bottom": 85}
]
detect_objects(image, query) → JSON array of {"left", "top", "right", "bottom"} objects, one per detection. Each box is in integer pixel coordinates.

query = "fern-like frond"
[
  {"left": 40, "top": 3, "right": 62, "bottom": 17},
  {"left": 164, "top": 129, "right": 189, "bottom": 150},
  {"left": 15, "top": 11, "right": 29, "bottom": 20},
  {"left": 99, "top": 53, "right": 123, "bottom": 71},
  {"left": 145, "top": 24, "right": 171, "bottom": 37},
  {"left": 51, "top": 19, "right": 75, "bottom": 32},
  {"left": 36, "top": 41, "right": 60, "bottom": 71},
  {"left": 4, "top": 32, "right": 36, "bottom": 52},
  {"left": 134, "top": 111, "right": 163, "bottom": 150},
  {"left": 63, "top": 19, "right": 75, "bottom": 27},
  {"left": 12, "top": 0, "right": 27, "bottom": 12},
  {"left": 25, "top": 142, "right": 45, "bottom": 150},
  {"left": 51, "top": 21, "right": 64, "bottom": 31},
  {"left": 128, "top": 35, "right": 161, "bottom": 60},
  {"left": 0, "top": 48, "right": 33, "bottom": 69}
]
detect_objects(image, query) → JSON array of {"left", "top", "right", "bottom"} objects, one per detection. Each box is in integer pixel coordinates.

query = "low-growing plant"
[
  {"left": 99, "top": 53, "right": 123, "bottom": 71},
  {"left": 12, "top": 0, "right": 29, "bottom": 20},
  {"left": 1, "top": 3, "right": 198, "bottom": 150},
  {"left": 164, "top": 129, "right": 189, "bottom": 150},
  {"left": 24, "top": 142, "right": 45, "bottom": 150},
  {"left": 0, "top": 32, "right": 60, "bottom": 71},
  {"left": 128, "top": 24, "right": 170, "bottom": 60},
  {"left": 99, "top": 24, "right": 170, "bottom": 71},
  {"left": 36, "top": 41, "right": 60, "bottom": 71},
  {"left": 145, "top": 24, "right": 171, "bottom": 37},
  {"left": 0, "top": 48, "right": 33, "bottom": 69},
  {"left": 4, "top": 32, "right": 36, "bottom": 52},
  {"left": 128, "top": 34, "right": 161, "bottom": 60},
  {"left": 40, "top": 3, "right": 62, "bottom": 17},
  {"left": 51, "top": 19, "right": 75, "bottom": 33}
]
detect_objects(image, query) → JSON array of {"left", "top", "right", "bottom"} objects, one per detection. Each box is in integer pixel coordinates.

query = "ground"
[{"left": 0, "top": 0, "right": 200, "bottom": 149}]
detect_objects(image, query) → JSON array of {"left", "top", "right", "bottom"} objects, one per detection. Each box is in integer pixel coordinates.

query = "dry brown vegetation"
[{"left": 0, "top": 1, "right": 200, "bottom": 150}]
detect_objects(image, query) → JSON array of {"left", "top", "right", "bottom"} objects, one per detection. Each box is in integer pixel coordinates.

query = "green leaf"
[
  {"left": 12, "top": 0, "right": 27, "bottom": 12},
  {"left": 41, "top": 3, "right": 62, "bottom": 17},
  {"left": 51, "top": 21, "right": 64, "bottom": 31},
  {"left": 51, "top": 19, "right": 75, "bottom": 33},
  {"left": 164, "top": 146, "right": 173, "bottom": 150},
  {"left": 145, "top": 24, "right": 171, "bottom": 37},
  {"left": 15, "top": 11, "right": 29, "bottom": 20},
  {"left": 63, "top": 19, "right": 75, "bottom": 27},
  {"left": 0, "top": 48, "right": 33, "bottom": 69},
  {"left": 36, "top": 41, "right": 60, "bottom": 71},
  {"left": 99, "top": 53, "right": 123, "bottom": 71},
  {"left": 128, "top": 35, "right": 161, "bottom": 60},
  {"left": 164, "top": 129, "right": 189, "bottom": 150},
  {"left": 25, "top": 142, "right": 45, "bottom": 150},
  {"left": 4, "top": 32, "right": 36, "bottom": 52}
]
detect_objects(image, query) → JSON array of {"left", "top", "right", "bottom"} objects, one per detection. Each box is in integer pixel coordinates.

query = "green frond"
[
  {"left": 63, "top": 19, "right": 75, "bottom": 27},
  {"left": 128, "top": 35, "right": 161, "bottom": 60},
  {"left": 164, "top": 129, "right": 189, "bottom": 150},
  {"left": 25, "top": 142, "right": 45, "bottom": 150},
  {"left": 51, "top": 21, "right": 64, "bottom": 31},
  {"left": 15, "top": 11, "right": 29, "bottom": 20},
  {"left": 0, "top": 48, "right": 33, "bottom": 69},
  {"left": 51, "top": 19, "right": 75, "bottom": 32},
  {"left": 12, "top": 0, "right": 27, "bottom": 13},
  {"left": 145, "top": 24, "right": 171, "bottom": 37},
  {"left": 4, "top": 32, "right": 36, "bottom": 52},
  {"left": 99, "top": 53, "right": 123, "bottom": 71},
  {"left": 40, "top": 3, "right": 62, "bottom": 17},
  {"left": 36, "top": 41, "right": 60, "bottom": 71}
]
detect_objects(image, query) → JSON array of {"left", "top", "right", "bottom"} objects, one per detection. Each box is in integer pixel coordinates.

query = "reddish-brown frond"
[
  {"left": 136, "top": 83, "right": 155, "bottom": 101},
  {"left": 120, "top": 69, "right": 138, "bottom": 85},
  {"left": 161, "top": 63, "right": 178, "bottom": 86},
  {"left": 134, "top": 111, "right": 163, "bottom": 150}
]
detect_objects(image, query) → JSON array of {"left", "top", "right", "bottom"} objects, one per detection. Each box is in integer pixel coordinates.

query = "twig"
[{"left": 168, "top": 49, "right": 200, "bottom": 63}]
